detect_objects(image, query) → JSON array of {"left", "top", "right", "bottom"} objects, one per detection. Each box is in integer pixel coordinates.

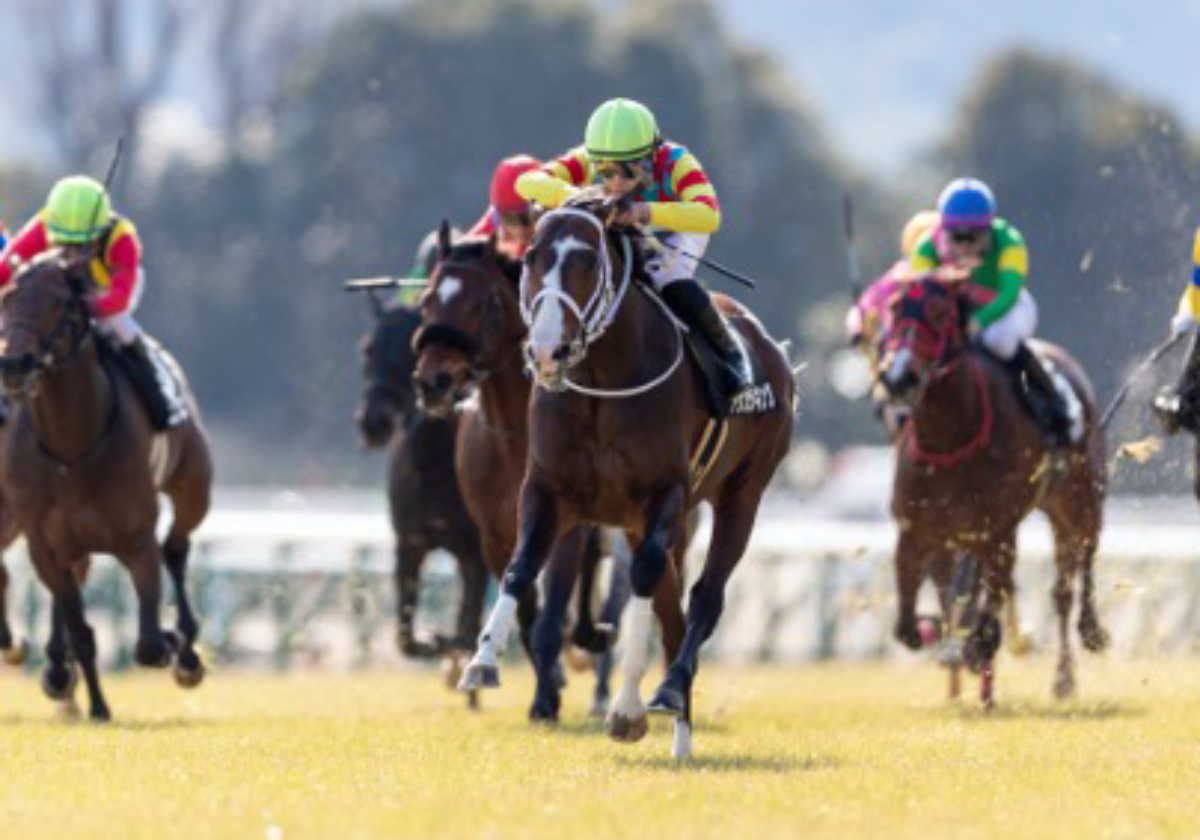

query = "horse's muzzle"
[
  {"left": 416, "top": 372, "right": 458, "bottom": 417},
  {"left": 355, "top": 401, "right": 395, "bottom": 450},
  {"left": 0, "top": 354, "right": 38, "bottom": 399}
]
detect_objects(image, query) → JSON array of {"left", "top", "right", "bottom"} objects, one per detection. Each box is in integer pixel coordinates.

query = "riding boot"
[
  {"left": 1009, "top": 343, "right": 1072, "bottom": 447},
  {"left": 661, "top": 279, "right": 751, "bottom": 397},
  {"left": 1153, "top": 337, "right": 1200, "bottom": 436},
  {"left": 119, "top": 336, "right": 172, "bottom": 431}
]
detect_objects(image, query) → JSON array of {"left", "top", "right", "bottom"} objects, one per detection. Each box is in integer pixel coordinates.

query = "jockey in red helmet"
[{"left": 467, "top": 155, "right": 541, "bottom": 259}]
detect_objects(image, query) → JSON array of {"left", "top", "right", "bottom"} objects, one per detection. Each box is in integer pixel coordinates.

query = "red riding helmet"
[{"left": 490, "top": 155, "right": 541, "bottom": 215}]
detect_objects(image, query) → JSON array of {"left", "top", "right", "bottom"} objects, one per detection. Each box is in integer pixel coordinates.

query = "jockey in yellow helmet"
[{"left": 516, "top": 97, "right": 750, "bottom": 397}]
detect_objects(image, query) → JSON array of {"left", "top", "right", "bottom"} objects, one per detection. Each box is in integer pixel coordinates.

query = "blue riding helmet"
[{"left": 937, "top": 178, "right": 997, "bottom": 229}]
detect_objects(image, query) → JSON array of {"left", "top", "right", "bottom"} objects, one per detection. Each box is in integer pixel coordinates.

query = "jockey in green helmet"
[
  {"left": 0, "top": 175, "right": 181, "bottom": 430},
  {"left": 516, "top": 97, "right": 751, "bottom": 399}
]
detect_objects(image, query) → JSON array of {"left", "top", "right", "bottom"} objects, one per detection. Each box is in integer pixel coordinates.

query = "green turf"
[{"left": 1, "top": 657, "right": 1199, "bottom": 839}]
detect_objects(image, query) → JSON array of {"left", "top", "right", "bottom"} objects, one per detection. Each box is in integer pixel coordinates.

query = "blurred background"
[{"left": 2, "top": 0, "right": 1197, "bottom": 491}]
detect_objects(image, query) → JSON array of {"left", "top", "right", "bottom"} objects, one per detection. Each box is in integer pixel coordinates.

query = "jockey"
[
  {"left": 515, "top": 97, "right": 751, "bottom": 396},
  {"left": 0, "top": 175, "right": 174, "bottom": 430},
  {"left": 847, "top": 210, "right": 939, "bottom": 437},
  {"left": 1153, "top": 226, "right": 1200, "bottom": 432},
  {"left": 467, "top": 155, "right": 541, "bottom": 259},
  {"left": 909, "top": 177, "right": 1073, "bottom": 446}
]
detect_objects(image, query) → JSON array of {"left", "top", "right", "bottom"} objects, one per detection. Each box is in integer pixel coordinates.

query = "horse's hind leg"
[
  {"left": 450, "top": 531, "right": 488, "bottom": 652},
  {"left": 648, "top": 491, "right": 756, "bottom": 760},
  {"left": 394, "top": 537, "right": 431, "bottom": 657},
  {"left": 162, "top": 428, "right": 212, "bottom": 686},
  {"left": 0, "top": 559, "right": 21, "bottom": 664},
  {"left": 124, "top": 535, "right": 175, "bottom": 671},
  {"left": 962, "top": 538, "right": 1012, "bottom": 710}
]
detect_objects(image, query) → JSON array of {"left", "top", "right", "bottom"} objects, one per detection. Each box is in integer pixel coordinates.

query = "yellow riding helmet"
[
  {"left": 45, "top": 175, "right": 112, "bottom": 244},
  {"left": 585, "top": 98, "right": 659, "bottom": 162},
  {"left": 900, "top": 210, "right": 940, "bottom": 258}
]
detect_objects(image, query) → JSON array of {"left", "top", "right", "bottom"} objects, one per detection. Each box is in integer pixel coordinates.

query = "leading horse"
[
  {"left": 880, "top": 275, "right": 1108, "bottom": 706},
  {"left": 458, "top": 198, "right": 795, "bottom": 759},
  {"left": 413, "top": 227, "right": 637, "bottom": 722},
  {"left": 0, "top": 251, "right": 212, "bottom": 720}
]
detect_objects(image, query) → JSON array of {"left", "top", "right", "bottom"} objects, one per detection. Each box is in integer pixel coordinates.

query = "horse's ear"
[
  {"left": 438, "top": 219, "right": 453, "bottom": 262},
  {"left": 485, "top": 230, "right": 498, "bottom": 260}
]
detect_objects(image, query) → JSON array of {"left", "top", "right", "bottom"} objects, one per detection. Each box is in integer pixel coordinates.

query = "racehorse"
[
  {"left": 413, "top": 226, "right": 638, "bottom": 722},
  {"left": 355, "top": 291, "right": 488, "bottom": 662},
  {"left": 457, "top": 196, "right": 795, "bottom": 759},
  {"left": 0, "top": 252, "right": 212, "bottom": 720},
  {"left": 0, "top": 477, "right": 26, "bottom": 664},
  {"left": 880, "top": 275, "right": 1108, "bottom": 707}
]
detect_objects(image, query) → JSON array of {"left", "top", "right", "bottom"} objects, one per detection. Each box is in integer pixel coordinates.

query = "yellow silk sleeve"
[
  {"left": 516, "top": 171, "right": 577, "bottom": 209},
  {"left": 648, "top": 202, "right": 721, "bottom": 234}
]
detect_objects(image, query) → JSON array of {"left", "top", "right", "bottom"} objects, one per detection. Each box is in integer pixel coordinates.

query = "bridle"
[
  {"left": 0, "top": 263, "right": 94, "bottom": 397},
  {"left": 521, "top": 207, "right": 684, "bottom": 399}
]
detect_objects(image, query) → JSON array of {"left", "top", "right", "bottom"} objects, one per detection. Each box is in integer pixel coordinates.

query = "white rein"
[{"left": 521, "top": 207, "right": 684, "bottom": 399}]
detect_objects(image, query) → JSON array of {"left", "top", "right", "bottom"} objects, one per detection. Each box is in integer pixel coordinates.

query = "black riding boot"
[
  {"left": 119, "top": 337, "right": 172, "bottom": 431},
  {"left": 661, "top": 279, "right": 751, "bottom": 397},
  {"left": 1153, "top": 336, "right": 1200, "bottom": 436},
  {"left": 1008, "top": 343, "right": 1072, "bottom": 447}
]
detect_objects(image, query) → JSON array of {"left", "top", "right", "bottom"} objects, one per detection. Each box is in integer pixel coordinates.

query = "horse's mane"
[{"left": 443, "top": 236, "right": 522, "bottom": 288}]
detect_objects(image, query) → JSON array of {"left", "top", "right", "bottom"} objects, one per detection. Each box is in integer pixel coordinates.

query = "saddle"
[{"left": 98, "top": 334, "right": 191, "bottom": 431}]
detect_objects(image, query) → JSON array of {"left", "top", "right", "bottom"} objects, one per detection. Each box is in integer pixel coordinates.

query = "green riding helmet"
[
  {"left": 45, "top": 175, "right": 112, "bottom": 244},
  {"left": 585, "top": 98, "right": 660, "bottom": 162}
]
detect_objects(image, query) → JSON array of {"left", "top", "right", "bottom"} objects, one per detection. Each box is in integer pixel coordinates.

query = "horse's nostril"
[
  {"left": 551, "top": 345, "right": 570, "bottom": 363},
  {"left": 434, "top": 372, "right": 452, "bottom": 393}
]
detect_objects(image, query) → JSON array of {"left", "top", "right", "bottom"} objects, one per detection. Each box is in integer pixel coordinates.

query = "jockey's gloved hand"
[{"left": 1171, "top": 310, "right": 1196, "bottom": 339}]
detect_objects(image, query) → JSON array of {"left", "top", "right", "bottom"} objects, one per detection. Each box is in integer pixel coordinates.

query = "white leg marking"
[
  {"left": 473, "top": 592, "right": 518, "bottom": 668},
  {"left": 612, "top": 596, "right": 653, "bottom": 719},
  {"left": 672, "top": 719, "right": 693, "bottom": 760}
]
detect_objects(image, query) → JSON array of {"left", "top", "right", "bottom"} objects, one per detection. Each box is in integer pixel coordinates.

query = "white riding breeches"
[
  {"left": 980, "top": 288, "right": 1037, "bottom": 361},
  {"left": 644, "top": 232, "right": 709, "bottom": 291},
  {"left": 94, "top": 268, "right": 146, "bottom": 346}
]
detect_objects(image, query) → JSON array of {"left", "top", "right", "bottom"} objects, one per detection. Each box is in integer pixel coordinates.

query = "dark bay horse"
[
  {"left": 0, "top": 477, "right": 26, "bottom": 664},
  {"left": 0, "top": 252, "right": 212, "bottom": 720},
  {"left": 413, "top": 227, "right": 634, "bottom": 722},
  {"left": 881, "top": 276, "right": 1108, "bottom": 707},
  {"left": 354, "top": 292, "right": 488, "bottom": 667},
  {"left": 457, "top": 201, "right": 795, "bottom": 759}
]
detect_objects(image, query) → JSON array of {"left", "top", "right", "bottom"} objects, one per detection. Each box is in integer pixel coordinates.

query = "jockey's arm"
[
  {"left": 646, "top": 151, "right": 721, "bottom": 234},
  {"left": 516, "top": 148, "right": 589, "bottom": 209},
  {"left": 92, "top": 224, "right": 142, "bottom": 317},
  {"left": 972, "top": 237, "right": 1028, "bottom": 328},
  {"left": 0, "top": 214, "right": 50, "bottom": 286}
]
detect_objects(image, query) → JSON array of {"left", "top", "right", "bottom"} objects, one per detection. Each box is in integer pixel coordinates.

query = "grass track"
[{"left": 2, "top": 658, "right": 1200, "bottom": 839}]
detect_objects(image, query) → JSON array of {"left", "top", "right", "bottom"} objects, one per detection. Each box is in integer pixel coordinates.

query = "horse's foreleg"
[
  {"left": 394, "top": 537, "right": 429, "bottom": 657},
  {"left": 33, "top": 549, "right": 109, "bottom": 721},
  {"left": 0, "top": 559, "right": 12, "bottom": 654},
  {"left": 607, "top": 486, "right": 686, "bottom": 746},
  {"left": 647, "top": 490, "right": 751, "bottom": 760},
  {"left": 162, "top": 433, "right": 212, "bottom": 686},
  {"left": 124, "top": 537, "right": 174, "bottom": 671},
  {"left": 893, "top": 530, "right": 928, "bottom": 650},
  {"left": 529, "top": 526, "right": 589, "bottom": 723},
  {"left": 459, "top": 481, "right": 561, "bottom": 691},
  {"left": 451, "top": 533, "right": 488, "bottom": 652}
]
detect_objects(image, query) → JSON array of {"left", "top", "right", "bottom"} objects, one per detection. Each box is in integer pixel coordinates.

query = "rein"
[
  {"left": 904, "top": 354, "right": 994, "bottom": 468},
  {"left": 523, "top": 207, "right": 685, "bottom": 399}
]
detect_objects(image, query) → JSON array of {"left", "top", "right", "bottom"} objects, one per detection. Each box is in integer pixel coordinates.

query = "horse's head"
[
  {"left": 0, "top": 250, "right": 93, "bottom": 399},
  {"left": 520, "top": 194, "right": 624, "bottom": 391},
  {"left": 413, "top": 221, "right": 524, "bottom": 416},
  {"left": 355, "top": 293, "right": 422, "bottom": 448},
  {"left": 880, "top": 276, "right": 970, "bottom": 404}
]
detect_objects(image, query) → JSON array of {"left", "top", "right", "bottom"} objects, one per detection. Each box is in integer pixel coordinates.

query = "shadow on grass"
[
  {"left": 526, "top": 716, "right": 733, "bottom": 739},
  {"left": 615, "top": 752, "right": 838, "bottom": 773},
  {"left": 932, "top": 700, "right": 1143, "bottom": 722},
  {"left": 0, "top": 714, "right": 215, "bottom": 730}
]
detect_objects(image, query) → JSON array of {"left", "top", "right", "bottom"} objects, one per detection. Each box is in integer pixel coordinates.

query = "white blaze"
[
  {"left": 437, "top": 275, "right": 464, "bottom": 305},
  {"left": 529, "top": 236, "right": 592, "bottom": 361}
]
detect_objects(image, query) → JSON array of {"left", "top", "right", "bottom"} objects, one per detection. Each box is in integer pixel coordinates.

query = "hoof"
[
  {"left": 458, "top": 661, "right": 499, "bottom": 691},
  {"left": 89, "top": 705, "right": 113, "bottom": 723},
  {"left": 917, "top": 616, "right": 942, "bottom": 647},
  {"left": 173, "top": 660, "right": 206, "bottom": 689},
  {"left": 2, "top": 638, "right": 29, "bottom": 666},
  {"left": 605, "top": 711, "right": 648, "bottom": 743},
  {"left": 894, "top": 619, "right": 925, "bottom": 651},
  {"left": 528, "top": 705, "right": 560, "bottom": 726},
  {"left": 466, "top": 689, "right": 480, "bottom": 712},
  {"left": 1053, "top": 672, "right": 1076, "bottom": 701},
  {"left": 41, "top": 663, "right": 78, "bottom": 701},
  {"left": 564, "top": 645, "right": 592, "bottom": 673},
  {"left": 1080, "top": 622, "right": 1110, "bottom": 653},
  {"left": 647, "top": 684, "right": 687, "bottom": 718}
]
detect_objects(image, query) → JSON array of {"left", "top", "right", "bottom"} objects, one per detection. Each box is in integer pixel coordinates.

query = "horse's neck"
[
  {"left": 912, "top": 355, "right": 988, "bottom": 450},
  {"left": 29, "top": 343, "right": 114, "bottom": 458},
  {"left": 574, "top": 249, "right": 664, "bottom": 385},
  {"left": 478, "top": 346, "right": 529, "bottom": 434}
]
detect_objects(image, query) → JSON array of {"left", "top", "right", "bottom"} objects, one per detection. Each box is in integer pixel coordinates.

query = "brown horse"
[
  {"left": 0, "top": 473, "right": 26, "bottom": 664},
  {"left": 0, "top": 252, "right": 212, "bottom": 720},
  {"left": 413, "top": 228, "right": 640, "bottom": 722},
  {"left": 880, "top": 276, "right": 1108, "bottom": 706},
  {"left": 457, "top": 200, "right": 795, "bottom": 759},
  {"left": 355, "top": 292, "right": 487, "bottom": 664}
]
